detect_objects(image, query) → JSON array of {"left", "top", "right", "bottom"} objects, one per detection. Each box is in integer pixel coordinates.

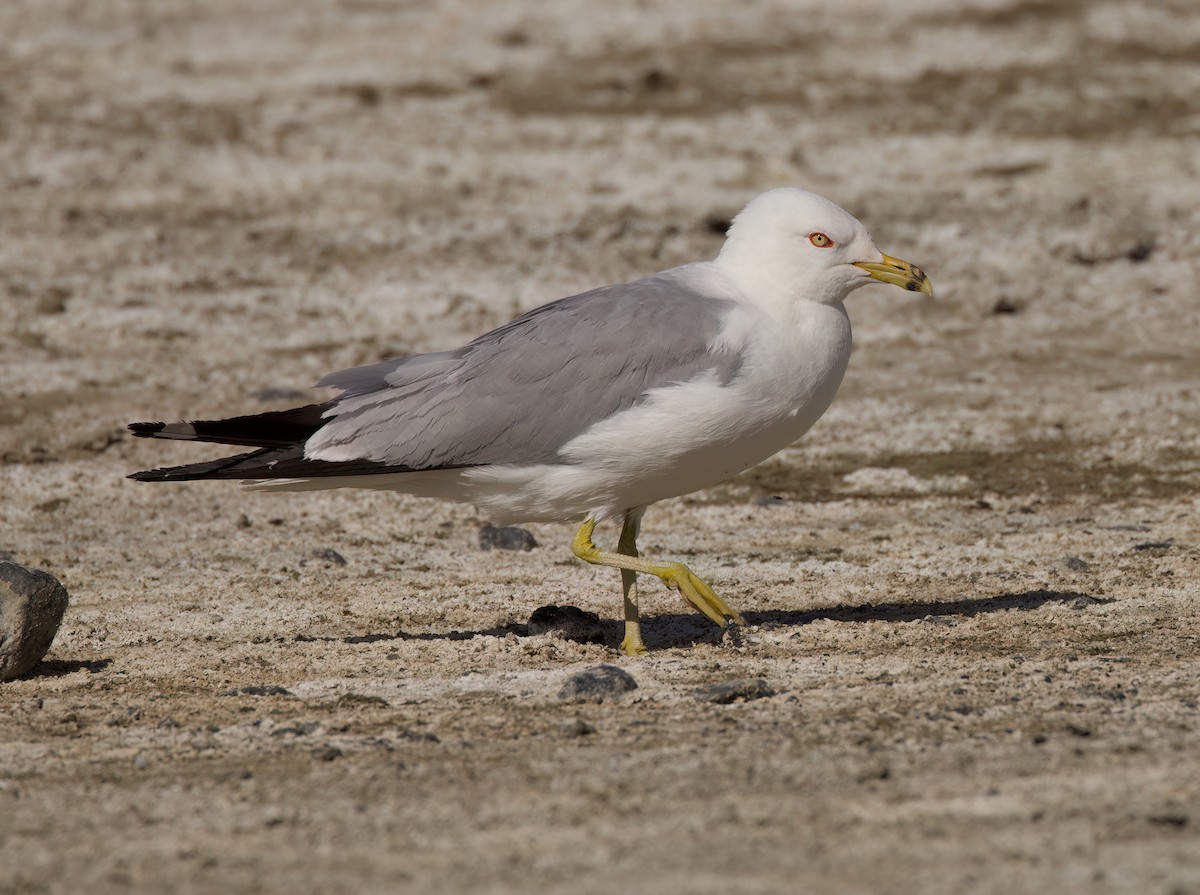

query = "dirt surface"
[{"left": 2, "top": 1, "right": 1200, "bottom": 892}]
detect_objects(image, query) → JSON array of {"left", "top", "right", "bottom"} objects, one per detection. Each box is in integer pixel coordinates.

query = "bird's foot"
[
  {"left": 620, "top": 622, "right": 648, "bottom": 657},
  {"left": 657, "top": 562, "right": 745, "bottom": 629}
]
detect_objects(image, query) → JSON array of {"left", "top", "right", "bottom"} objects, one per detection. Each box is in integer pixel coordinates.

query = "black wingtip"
[{"left": 128, "top": 421, "right": 166, "bottom": 438}]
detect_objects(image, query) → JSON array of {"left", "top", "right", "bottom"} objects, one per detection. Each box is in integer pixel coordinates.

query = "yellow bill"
[{"left": 854, "top": 253, "right": 933, "bottom": 296}]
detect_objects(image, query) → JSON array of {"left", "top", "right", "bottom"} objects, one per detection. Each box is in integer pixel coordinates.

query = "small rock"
[
  {"left": 1063, "top": 556, "right": 1091, "bottom": 572},
  {"left": 1127, "top": 240, "right": 1155, "bottom": 263},
  {"left": 754, "top": 495, "right": 788, "bottom": 507},
  {"left": 0, "top": 562, "right": 70, "bottom": 682},
  {"left": 311, "top": 746, "right": 343, "bottom": 762},
  {"left": 221, "top": 685, "right": 293, "bottom": 697},
  {"left": 695, "top": 678, "right": 775, "bottom": 704},
  {"left": 310, "top": 548, "right": 347, "bottom": 566},
  {"left": 992, "top": 298, "right": 1019, "bottom": 315},
  {"left": 479, "top": 525, "right": 538, "bottom": 552},
  {"left": 133, "top": 753, "right": 150, "bottom": 771},
  {"left": 528, "top": 605, "right": 605, "bottom": 644},
  {"left": 557, "top": 664, "right": 638, "bottom": 702},
  {"left": 561, "top": 718, "right": 597, "bottom": 737}
]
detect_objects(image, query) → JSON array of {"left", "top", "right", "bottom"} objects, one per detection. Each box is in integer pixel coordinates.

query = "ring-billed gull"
[{"left": 129, "top": 188, "right": 931, "bottom": 655}]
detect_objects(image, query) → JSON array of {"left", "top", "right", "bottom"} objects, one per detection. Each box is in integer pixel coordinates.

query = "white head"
[{"left": 714, "top": 188, "right": 930, "bottom": 317}]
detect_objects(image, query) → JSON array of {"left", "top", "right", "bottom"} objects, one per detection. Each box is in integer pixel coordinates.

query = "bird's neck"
[{"left": 710, "top": 251, "right": 830, "bottom": 326}]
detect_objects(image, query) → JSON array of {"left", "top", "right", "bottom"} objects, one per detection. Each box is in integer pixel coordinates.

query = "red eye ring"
[{"left": 808, "top": 232, "right": 835, "bottom": 248}]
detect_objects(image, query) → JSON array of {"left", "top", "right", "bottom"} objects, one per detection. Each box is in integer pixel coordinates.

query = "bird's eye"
[{"left": 808, "top": 232, "right": 834, "bottom": 248}]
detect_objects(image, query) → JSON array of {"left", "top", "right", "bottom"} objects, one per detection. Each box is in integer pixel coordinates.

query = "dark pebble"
[
  {"left": 992, "top": 298, "right": 1019, "bottom": 315},
  {"left": 1133, "top": 540, "right": 1173, "bottom": 552},
  {"left": 1063, "top": 556, "right": 1091, "bottom": 571},
  {"left": 310, "top": 548, "right": 348, "bottom": 566},
  {"left": 557, "top": 664, "right": 638, "bottom": 702},
  {"left": 0, "top": 562, "right": 70, "bottom": 682},
  {"left": 311, "top": 746, "right": 343, "bottom": 762},
  {"left": 528, "top": 605, "right": 605, "bottom": 644},
  {"left": 479, "top": 525, "right": 538, "bottom": 552},
  {"left": 1127, "top": 240, "right": 1155, "bottom": 263},
  {"left": 695, "top": 678, "right": 775, "bottom": 704},
  {"left": 222, "top": 685, "right": 293, "bottom": 697}
]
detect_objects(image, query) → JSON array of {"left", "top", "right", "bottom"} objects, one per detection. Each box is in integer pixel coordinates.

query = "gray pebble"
[
  {"left": 309, "top": 548, "right": 347, "bottom": 566},
  {"left": 557, "top": 664, "right": 638, "bottom": 702},
  {"left": 754, "top": 495, "right": 788, "bottom": 507},
  {"left": 1063, "top": 556, "right": 1091, "bottom": 572},
  {"left": 0, "top": 562, "right": 70, "bottom": 682},
  {"left": 528, "top": 605, "right": 605, "bottom": 644},
  {"left": 479, "top": 525, "right": 538, "bottom": 552},
  {"left": 695, "top": 678, "right": 775, "bottom": 704}
]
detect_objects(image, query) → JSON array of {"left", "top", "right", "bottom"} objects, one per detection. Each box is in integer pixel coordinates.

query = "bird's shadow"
[
  {"left": 747, "top": 588, "right": 1106, "bottom": 629},
  {"left": 16, "top": 592, "right": 1105, "bottom": 678},
  {"left": 316, "top": 589, "right": 1104, "bottom": 652}
]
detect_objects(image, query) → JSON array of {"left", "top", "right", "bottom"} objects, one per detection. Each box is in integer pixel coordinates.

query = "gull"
[{"left": 129, "top": 188, "right": 931, "bottom": 655}]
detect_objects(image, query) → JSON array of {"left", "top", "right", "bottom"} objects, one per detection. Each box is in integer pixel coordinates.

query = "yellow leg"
[
  {"left": 571, "top": 515, "right": 744, "bottom": 654},
  {"left": 616, "top": 510, "right": 647, "bottom": 656}
]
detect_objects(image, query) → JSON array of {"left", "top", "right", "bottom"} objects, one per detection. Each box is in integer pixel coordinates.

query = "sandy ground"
[{"left": 2, "top": 1, "right": 1200, "bottom": 892}]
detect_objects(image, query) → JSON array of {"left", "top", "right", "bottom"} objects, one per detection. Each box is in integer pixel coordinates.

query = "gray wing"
[{"left": 306, "top": 271, "right": 743, "bottom": 470}]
